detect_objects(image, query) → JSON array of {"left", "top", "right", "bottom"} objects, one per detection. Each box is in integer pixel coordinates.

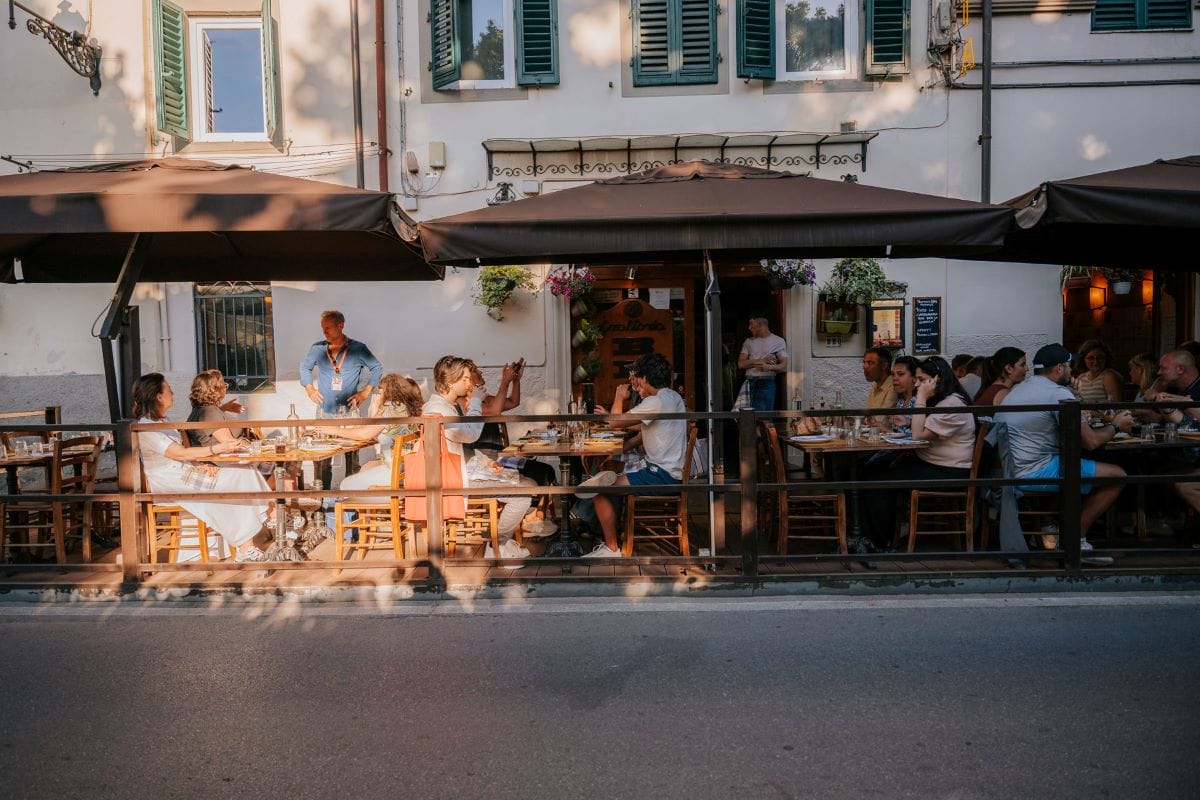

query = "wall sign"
[
  {"left": 913, "top": 296, "right": 942, "bottom": 355},
  {"left": 591, "top": 299, "right": 673, "bottom": 404}
]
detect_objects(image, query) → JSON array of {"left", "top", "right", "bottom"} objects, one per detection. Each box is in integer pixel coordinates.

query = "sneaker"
[
  {"left": 522, "top": 518, "right": 559, "bottom": 538},
  {"left": 581, "top": 543, "right": 622, "bottom": 558},
  {"left": 499, "top": 539, "right": 531, "bottom": 559},
  {"left": 1080, "top": 538, "right": 1113, "bottom": 565},
  {"left": 234, "top": 545, "right": 268, "bottom": 563}
]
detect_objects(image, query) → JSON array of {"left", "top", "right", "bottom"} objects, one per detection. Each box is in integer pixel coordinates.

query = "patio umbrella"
[
  {"left": 0, "top": 157, "right": 437, "bottom": 282},
  {"left": 0, "top": 158, "right": 440, "bottom": 419},
  {"left": 994, "top": 155, "right": 1200, "bottom": 268},
  {"left": 419, "top": 160, "right": 1014, "bottom": 266},
  {"left": 420, "top": 160, "right": 1014, "bottom": 559}
]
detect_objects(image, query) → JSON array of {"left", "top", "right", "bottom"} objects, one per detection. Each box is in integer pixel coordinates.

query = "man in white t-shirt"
[
  {"left": 585, "top": 353, "right": 687, "bottom": 558},
  {"left": 737, "top": 314, "right": 788, "bottom": 410}
]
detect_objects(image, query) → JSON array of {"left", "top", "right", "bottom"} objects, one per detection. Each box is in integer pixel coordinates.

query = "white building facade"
[{"left": 0, "top": 0, "right": 1196, "bottom": 423}]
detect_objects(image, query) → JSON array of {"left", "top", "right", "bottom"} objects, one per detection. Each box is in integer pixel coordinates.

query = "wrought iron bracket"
[{"left": 9, "top": 1, "right": 102, "bottom": 95}]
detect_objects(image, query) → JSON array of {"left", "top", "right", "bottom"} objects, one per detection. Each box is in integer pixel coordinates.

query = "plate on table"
[
  {"left": 298, "top": 443, "right": 341, "bottom": 453},
  {"left": 1178, "top": 430, "right": 1200, "bottom": 441},
  {"left": 1112, "top": 432, "right": 1131, "bottom": 441},
  {"left": 589, "top": 430, "right": 620, "bottom": 439},
  {"left": 883, "top": 436, "right": 925, "bottom": 445},
  {"left": 790, "top": 434, "right": 833, "bottom": 442}
]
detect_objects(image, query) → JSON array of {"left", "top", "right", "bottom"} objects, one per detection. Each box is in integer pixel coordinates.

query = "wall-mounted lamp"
[{"left": 8, "top": 1, "right": 102, "bottom": 95}]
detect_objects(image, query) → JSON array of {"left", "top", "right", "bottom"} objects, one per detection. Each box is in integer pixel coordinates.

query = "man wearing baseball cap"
[{"left": 995, "top": 343, "right": 1134, "bottom": 559}]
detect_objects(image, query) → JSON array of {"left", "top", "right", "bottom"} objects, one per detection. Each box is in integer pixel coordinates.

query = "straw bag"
[{"left": 402, "top": 435, "right": 466, "bottom": 521}]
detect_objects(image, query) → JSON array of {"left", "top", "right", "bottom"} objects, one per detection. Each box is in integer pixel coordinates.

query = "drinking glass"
[
  {"left": 866, "top": 427, "right": 882, "bottom": 444},
  {"left": 1142, "top": 423, "right": 1157, "bottom": 443},
  {"left": 1165, "top": 422, "right": 1179, "bottom": 443}
]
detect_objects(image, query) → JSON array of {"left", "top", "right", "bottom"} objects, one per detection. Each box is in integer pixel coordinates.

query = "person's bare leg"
[
  {"left": 592, "top": 475, "right": 629, "bottom": 552},
  {"left": 1174, "top": 468, "right": 1200, "bottom": 514},
  {"left": 1080, "top": 463, "right": 1125, "bottom": 533}
]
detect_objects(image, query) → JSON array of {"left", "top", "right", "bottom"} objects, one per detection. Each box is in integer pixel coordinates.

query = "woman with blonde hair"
[{"left": 185, "top": 369, "right": 248, "bottom": 448}]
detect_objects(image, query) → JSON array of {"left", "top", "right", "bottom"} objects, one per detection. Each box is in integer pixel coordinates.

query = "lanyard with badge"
[{"left": 327, "top": 344, "right": 349, "bottom": 391}]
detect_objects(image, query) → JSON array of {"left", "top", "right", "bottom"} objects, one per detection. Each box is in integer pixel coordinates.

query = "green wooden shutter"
[
  {"left": 633, "top": 0, "right": 673, "bottom": 85},
  {"left": 866, "top": 0, "right": 909, "bottom": 75},
  {"left": 737, "top": 0, "right": 775, "bottom": 80},
  {"left": 429, "top": 0, "right": 461, "bottom": 89},
  {"left": 677, "top": 0, "right": 718, "bottom": 82},
  {"left": 153, "top": 0, "right": 189, "bottom": 139},
  {"left": 516, "top": 0, "right": 559, "bottom": 85},
  {"left": 1091, "top": 0, "right": 1139, "bottom": 29},
  {"left": 261, "top": 0, "right": 279, "bottom": 137},
  {"left": 633, "top": 0, "right": 718, "bottom": 86},
  {"left": 1144, "top": 0, "right": 1190, "bottom": 28}
]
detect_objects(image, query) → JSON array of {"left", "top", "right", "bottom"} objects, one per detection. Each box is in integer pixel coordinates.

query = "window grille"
[{"left": 194, "top": 283, "right": 275, "bottom": 391}]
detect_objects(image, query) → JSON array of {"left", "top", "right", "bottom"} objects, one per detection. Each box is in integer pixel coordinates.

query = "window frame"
[
  {"left": 430, "top": 0, "right": 560, "bottom": 92},
  {"left": 775, "top": 0, "right": 860, "bottom": 82},
  {"left": 187, "top": 16, "right": 270, "bottom": 142},
  {"left": 1091, "top": 0, "right": 1192, "bottom": 31},
  {"left": 193, "top": 283, "right": 277, "bottom": 393},
  {"left": 631, "top": 0, "right": 720, "bottom": 87},
  {"left": 444, "top": 0, "right": 517, "bottom": 90}
]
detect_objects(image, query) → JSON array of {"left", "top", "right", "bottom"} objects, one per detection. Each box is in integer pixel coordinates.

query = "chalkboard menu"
[{"left": 913, "top": 297, "right": 942, "bottom": 356}]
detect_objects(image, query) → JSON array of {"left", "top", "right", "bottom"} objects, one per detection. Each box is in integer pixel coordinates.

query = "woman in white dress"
[{"left": 132, "top": 373, "right": 271, "bottom": 563}]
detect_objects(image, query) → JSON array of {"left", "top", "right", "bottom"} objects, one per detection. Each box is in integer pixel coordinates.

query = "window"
[
  {"left": 194, "top": 283, "right": 276, "bottom": 392},
  {"left": 430, "top": 0, "right": 559, "bottom": 90},
  {"left": 1092, "top": 0, "right": 1191, "bottom": 30},
  {"left": 737, "top": 0, "right": 908, "bottom": 80},
  {"left": 632, "top": 0, "right": 719, "bottom": 86},
  {"left": 153, "top": 0, "right": 280, "bottom": 143}
]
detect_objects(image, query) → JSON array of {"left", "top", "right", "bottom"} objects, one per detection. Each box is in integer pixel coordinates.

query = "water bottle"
[{"left": 286, "top": 403, "right": 299, "bottom": 445}]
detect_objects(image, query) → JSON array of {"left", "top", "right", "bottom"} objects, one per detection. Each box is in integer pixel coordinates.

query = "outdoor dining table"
[
  {"left": 1095, "top": 428, "right": 1200, "bottom": 538},
  {"left": 500, "top": 429, "right": 626, "bottom": 558},
  {"left": 209, "top": 438, "right": 375, "bottom": 561},
  {"left": 784, "top": 433, "right": 930, "bottom": 546}
]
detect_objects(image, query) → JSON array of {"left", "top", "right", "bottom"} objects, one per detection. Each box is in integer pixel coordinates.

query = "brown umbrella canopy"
[
  {"left": 995, "top": 155, "right": 1200, "bottom": 268},
  {"left": 0, "top": 158, "right": 440, "bottom": 282},
  {"left": 419, "top": 160, "right": 1013, "bottom": 265}
]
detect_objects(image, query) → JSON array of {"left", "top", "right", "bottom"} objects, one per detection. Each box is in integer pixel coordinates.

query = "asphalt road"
[{"left": 1, "top": 595, "right": 1198, "bottom": 799}]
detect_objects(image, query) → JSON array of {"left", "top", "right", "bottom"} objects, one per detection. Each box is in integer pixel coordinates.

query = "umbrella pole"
[
  {"left": 704, "top": 252, "right": 724, "bottom": 556},
  {"left": 99, "top": 233, "right": 149, "bottom": 422}
]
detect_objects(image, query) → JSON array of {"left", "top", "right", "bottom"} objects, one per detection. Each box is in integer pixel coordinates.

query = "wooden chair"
[
  {"left": 620, "top": 423, "right": 698, "bottom": 557},
  {"left": 445, "top": 498, "right": 500, "bottom": 557},
  {"left": 988, "top": 422, "right": 1059, "bottom": 550},
  {"left": 0, "top": 436, "right": 101, "bottom": 564},
  {"left": 334, "top": 433, "right": 419, "bottom": 560},
  {"left": 760, "top": 422, "right": 847, "bottom": 555},
  {"left": 904, "top": 422, "right": 991, "bottom": 552},
  {"left": 138, "top": 462, "right": 223, "bottom": 563}
]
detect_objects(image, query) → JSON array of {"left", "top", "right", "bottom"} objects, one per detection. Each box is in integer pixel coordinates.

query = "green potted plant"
[
  {"left": 1101, "top": 267, "right": 1140, "bottom": 295},
  {"left": 473, "top": 265, "right": 537, "bottom": 320},
  {"left": 571, "top": 318, "right": 603, "bottom": 350},
  {"left": 1060, "top": 265, "right": 1092, "bottom": 292},
  {"left": 821, "top": 307, "right": 854, "bottom": 335},
  {"left": 818, "top": 257, "right": 890, "bottom": 304},
  {"left": 573, "top": 352, "right": 602, "bottom": 383}
]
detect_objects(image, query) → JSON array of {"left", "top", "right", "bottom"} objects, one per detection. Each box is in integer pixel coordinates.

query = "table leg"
[
  {"left": 264, "top": 462, "right": 303, "bottom": 561},
  {"left": 542, "top": 457, "right": 584, "bottom": 558}
]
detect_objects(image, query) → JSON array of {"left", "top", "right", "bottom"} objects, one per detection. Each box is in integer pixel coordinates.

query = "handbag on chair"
[{"left": 402, "top": 435, "right": 467, "bottom": 522}]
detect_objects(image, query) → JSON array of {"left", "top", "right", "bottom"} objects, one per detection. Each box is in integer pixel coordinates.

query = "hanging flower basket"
[
  {"left": 760, "top": 258, "right": 816, "bottom": 290},
  {"left": 474, "top": 265, "right": 537, "bottom": 321},
  {"left": 546, "top": 265, "right": 597, "bottom": 301}
]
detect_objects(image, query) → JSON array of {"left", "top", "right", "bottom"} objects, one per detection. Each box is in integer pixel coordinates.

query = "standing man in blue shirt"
[{"left": 300, "top": 309, "right": 383, "bottom": 486}]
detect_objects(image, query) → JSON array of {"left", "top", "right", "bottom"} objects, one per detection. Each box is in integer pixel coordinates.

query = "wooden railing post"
[
  {"left": 737, "top": 409, "right": 759, "bottom": 578},
  {"left": 423, "top": 418, "right": 445, "bottom": 580},
  {"left": 115, "top": 419, "right": 141, "bottom": 585}
]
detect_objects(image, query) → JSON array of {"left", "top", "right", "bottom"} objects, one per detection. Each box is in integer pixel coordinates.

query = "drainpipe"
[
  {"left": 980, "top": 0, "right": 992, "bottom": 203},
  {"left": 157, "top": 283, "right": 172, "bottom": 372},
  {"left": 350, "top": 0, "right": 365, "bottom": 188},
  {"left": 374, "top": 0, "right": 389, "bottom": 191}
]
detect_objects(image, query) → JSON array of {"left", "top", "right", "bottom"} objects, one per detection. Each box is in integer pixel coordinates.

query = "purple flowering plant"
[
  {"left": 760, "top": 258, "right": 816, "bottom": 288},
  {"left": 545, "top": 265, "right": 596, "bottom": 300}
]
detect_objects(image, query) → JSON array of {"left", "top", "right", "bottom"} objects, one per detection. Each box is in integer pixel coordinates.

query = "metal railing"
[{"left": 2, "top": 399, "right": 1198, "bottom": 585}]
